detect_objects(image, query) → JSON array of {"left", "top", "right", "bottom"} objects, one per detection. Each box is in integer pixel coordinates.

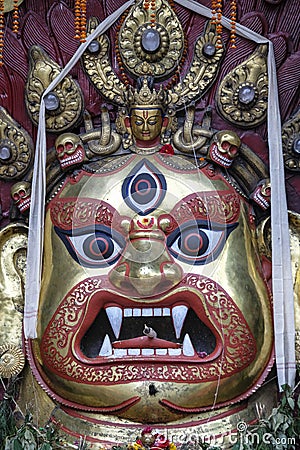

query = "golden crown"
[{"left": 125, "top": 77, "right": 170, "bottom": 111}]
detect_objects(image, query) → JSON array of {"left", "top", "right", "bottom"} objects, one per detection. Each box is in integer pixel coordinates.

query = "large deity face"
[{"left": 29, "top": 153, "right": 273, "bottom": 423}]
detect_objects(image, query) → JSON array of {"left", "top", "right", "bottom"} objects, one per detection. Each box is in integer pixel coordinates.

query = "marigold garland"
[{"left": 211, "top": 0, "right": 237, "bottom": 49}]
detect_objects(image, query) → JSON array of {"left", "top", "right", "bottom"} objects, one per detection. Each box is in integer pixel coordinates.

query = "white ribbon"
[
  {"left": 24, "top": 0, "right": 134, "bottom": 339},
  {"left": 175, "top": 0, "right": 295, "bottom": 389}
]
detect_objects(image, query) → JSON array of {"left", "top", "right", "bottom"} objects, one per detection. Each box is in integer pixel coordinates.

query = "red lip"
[
  {"left": 72, "top": 288, "right": 223, "bottom": 364},
  {"left": 40, "top": 274, "right": 257, "bottom": 385}
]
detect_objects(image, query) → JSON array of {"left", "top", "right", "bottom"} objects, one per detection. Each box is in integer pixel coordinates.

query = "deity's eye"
[
  {"left": 54, "top": 225, "right": 125, "bottom": 268},
  {"left": 167, "top": 220, "right": 238, "bottom": 265},
  {"left": 134, "top": 118, "right": 144, "bottom": 126},
  {"left": 148, "top": 117, "right": 158, "bottom": 126}
]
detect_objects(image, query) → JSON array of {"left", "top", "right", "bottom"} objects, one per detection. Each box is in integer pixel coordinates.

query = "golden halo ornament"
[{"left": 0, "top": 344, "right": 25, "bottom": 378}]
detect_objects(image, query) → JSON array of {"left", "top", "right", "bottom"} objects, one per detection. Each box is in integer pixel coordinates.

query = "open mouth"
[{"left": 78, "top": 298, "right": 220, "bottom": 362}]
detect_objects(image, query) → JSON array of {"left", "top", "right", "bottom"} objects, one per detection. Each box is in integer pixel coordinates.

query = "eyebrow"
[
  {"left": 169, "top": 191, "right": 240, "bottom": 225},
  {"left": 50, "top": 198, "right": 121, "bottom": 231}
]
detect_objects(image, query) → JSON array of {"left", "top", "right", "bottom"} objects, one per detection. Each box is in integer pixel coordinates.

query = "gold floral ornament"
[
  {"left": 0, "top": 344, "right": 25, "bottom": 378},
  {"left": 282, "top": 109, "right": 300, "bottom": 172},
  {"left": 25, "top": 46, "right": 84, "bottom": 133},
  {"left": 216, "top": 44, "right": 268, "bottom": 128},
  {"left": 0, "top": 107, "right": 33, "bottom": 180},
  {"left": 82, "top": 19, "right": 224, "bottom": 111},
  {"left": 117, "top": 0, "right": 185, "bottom": 80}
]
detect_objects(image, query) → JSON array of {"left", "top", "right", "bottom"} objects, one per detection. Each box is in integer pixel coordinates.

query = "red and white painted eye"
[
  {"left": 54, "top": 225, "right": 126, "bottom": 268},
  {"left": 122, "top": 159, "right": 167, "bottom": 215},
  {"left": 167, "top": 220, "right": 238, "bottom": 265}
]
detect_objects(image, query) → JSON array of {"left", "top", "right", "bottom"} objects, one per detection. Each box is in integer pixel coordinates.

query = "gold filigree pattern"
[
  {"left": 118, "top": 0, "right": 184, "bottom": 79},
  {"left": 0, "top": 107, "right": 33, "bottom": 180},
  {"left": 170, "top": 22, "right": 224, "bottom": 109},
  {"left": 282, "top": 109, "right": 300, "bottom": 172},
  {"left": 168, "top": 192, "right": 240, "bottom": 228},
  {"left": 0, "top": 224, "right": 28, "bottom": 348},
  {"left": 216, "top": 45, "right": 268, "bottom": 127},
  {"left": 25, "top": 46, "right": 84, "bottom": 133},
  {"left": 40, "top": 276, "right": 255, "bottom": 385},
  {"left": 50, "top": 198, "right": 117, "bottom": 230},
  {"left": 82, "top": 18, "right": 126, "bottom": 106},
  {"left": 0, "top": 344, "right": 25, "bottom": 378},
  {"left": 82, "top": 20, "right": 223, "bottom": 111}
]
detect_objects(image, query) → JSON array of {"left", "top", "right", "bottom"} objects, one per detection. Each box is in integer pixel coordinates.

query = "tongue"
[{"left": 113, "top": 336, "right": 182, "bottom": 349}]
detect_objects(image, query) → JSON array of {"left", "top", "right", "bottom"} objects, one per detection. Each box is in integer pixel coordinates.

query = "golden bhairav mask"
[{"left": 28, "top": 153, "right": 273, "bottom": 423}]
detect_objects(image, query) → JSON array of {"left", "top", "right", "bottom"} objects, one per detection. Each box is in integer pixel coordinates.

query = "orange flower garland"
[
  {"left": 12, "top": 0, "right": 19, "bottom": 33},
  {"left": 211, "top": 0, "right": 237, "bottom": 49},
  {"left": 0, "top": 0, "right": 4, "bottom": 67},
  {"left": 74, "top": 0, "right": 87, "bottom": 43}
]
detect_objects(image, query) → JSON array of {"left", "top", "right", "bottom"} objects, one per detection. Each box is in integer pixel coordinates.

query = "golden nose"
[{"left": 109, "top": 235, "right": 182, "bottom": 297}]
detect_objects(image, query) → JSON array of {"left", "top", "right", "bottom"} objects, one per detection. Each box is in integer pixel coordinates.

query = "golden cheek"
[{"left": 33, "top": 155, "right": 273, "bottom": 422}]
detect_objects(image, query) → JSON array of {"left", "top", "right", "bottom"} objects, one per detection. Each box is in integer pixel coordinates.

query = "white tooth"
[
  {"left": 156, "top": 349, "right": 167, "bottom": 355},
  {"left": 142, "top": 349, "right": 154, "bottom": 356},
  {"left": 124, "top": 308, "right": 132, "bottom": 317},
  {"left": 168, "top": 349, "right": 182, "bottom": 356},
  {"left": 183, "top": 334, "right": 195, "bottom": 356},
  {"left": 133, "top": 308, "right": 141, "bottom": 317},
  {"left": 128, "top": 349, "right": 140, "bottom": 356},
  {"left": 114, "top": 349, "right": 127, "bottom": 357},
  {"left": 163, "top": 308, "right": 170, "bottom": 316},
  {"left": 99, "top": 334, "right": 112, "bottom": 357},
  {"left": 142, "top": 308, "right": 153, "bottom": 316},
  {"left": 172, "top": 305, "right": 188, "bottom": 339},
  {"left": 154, "top": 308, "right": 162, "bottom": 316},
  {"left": 106, "top": 307, "right": 122, "bottom": 339}
]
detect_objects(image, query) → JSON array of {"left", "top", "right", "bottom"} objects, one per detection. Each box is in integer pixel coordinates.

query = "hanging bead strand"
[
  {"left": 12, "top": 0, "right": 19, "bottom": 34},
  {"left": 0, "top": 0, "right": 4, "bottom": 67},
  {"left": 150, "top": 0, "right": 156, "bottom": 27},
  {"left": 211, "top": 0, "right": 217, "bottom": 25},
  {"left": 215, "top": 0, "right": 223, "bottom": 49},
  {"left": 230, "top": 0, "right": 237, "bottom": 49},
  {"left": 74, "top": 0, "right": 81, "bottom": 40},
  {"left": 80, "top": 0, "right": 87, "bottom": 43}
]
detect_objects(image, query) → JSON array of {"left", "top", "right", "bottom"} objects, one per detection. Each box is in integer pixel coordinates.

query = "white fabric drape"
[
  {"left": 24, "top": 0, "right": 134, "bottom": 339},
  {"left": 175, "top": 0, "right": 296, "bottom": 389},
  {"left": 25, "top": 0, "right": 295, "bottom": 389}
]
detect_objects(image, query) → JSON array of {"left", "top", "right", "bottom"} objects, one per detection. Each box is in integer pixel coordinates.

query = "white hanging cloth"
[
  {"left": 176, "top": 0, "right": 296, "bottom": 389},
  {"left": 24, "top": 0, "right": 135, "bottom": 339}
]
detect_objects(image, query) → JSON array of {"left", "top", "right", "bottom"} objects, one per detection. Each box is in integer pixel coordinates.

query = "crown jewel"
[{"left": 125, "top": 77, "right": 169, "bottom": 110}]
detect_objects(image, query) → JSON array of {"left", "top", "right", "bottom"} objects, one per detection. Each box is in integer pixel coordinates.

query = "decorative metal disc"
[
  {"left": 118, "top": 0, "right": 184, "bottom": 80},
  {"left": 0, "top": 344, "right": 25, "bottom": 378}
]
